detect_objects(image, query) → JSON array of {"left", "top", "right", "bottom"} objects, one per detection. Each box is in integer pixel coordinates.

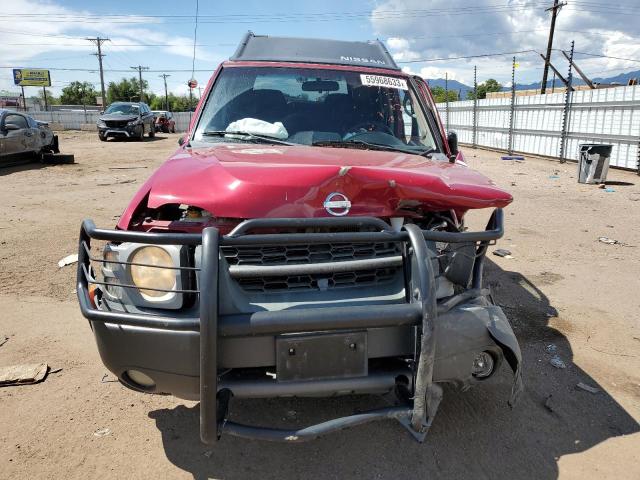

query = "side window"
[{"left": 5, "top": 114, "right": 28, "bottom": 129}]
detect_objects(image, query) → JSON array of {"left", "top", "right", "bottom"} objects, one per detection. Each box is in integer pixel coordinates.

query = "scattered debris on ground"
[
  {"left": 0, "top": 335, "right": 8, "bottom": 348},
  {"left": 493, "top": 248, "right": 513, "bottom": 258},
  {"left": 598, "top": 237, "right": 632, "bottom": 247},
  {"left": 544, "top": 344, "right": 557, "bottom": 354},
  {"left": 93, "top": 428, "right": 111, "bottom": 437},
  {"left": 549, "top": 355, "right": 567, "bottom": 369},
  {"left": 57, "top": 254, "right": 78, "bottom": 268},
  {"left": 544, "top": 394, "right": 555, "bottom": 413},
  {"left": 576, "top": 382, "right": 600, "bottom": 394},
  {"left": 501, "top": 155, "right": 525, "bottom": 161},
  {"left": 0, "top": 363, "right": 48, "bottom": 386}
]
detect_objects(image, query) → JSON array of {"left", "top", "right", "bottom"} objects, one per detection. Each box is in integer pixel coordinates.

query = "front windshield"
[
  {"left": 105, "top": 104, "right": 139, "bottom": 116},
  {"left": 193, "top": 66, "right": 437, "bottom": 153}
]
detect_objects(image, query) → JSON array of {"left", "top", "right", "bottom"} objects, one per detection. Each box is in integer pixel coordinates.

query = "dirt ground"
[{"left": 0, "top": 132, "right": 639, "bottom": 480}]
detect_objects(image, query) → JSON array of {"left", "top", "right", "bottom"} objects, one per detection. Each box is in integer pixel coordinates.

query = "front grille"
[
  {"left": 222, "top": 242, "right": 402, "bottom": 293},
  {"left": 105, "top": 120, "right": 128, "bottom": 128}
]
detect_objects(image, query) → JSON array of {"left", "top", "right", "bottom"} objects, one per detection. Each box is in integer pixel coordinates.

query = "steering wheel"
[{"left": 346, "top": 120, "right": 394, "bottom": 136}]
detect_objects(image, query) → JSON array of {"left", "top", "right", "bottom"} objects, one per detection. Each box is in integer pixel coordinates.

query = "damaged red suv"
[{"left": 77, "top": 33, "right": 522, "bottom": 444}]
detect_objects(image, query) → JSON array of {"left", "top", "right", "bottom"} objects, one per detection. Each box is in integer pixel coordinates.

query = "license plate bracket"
[{"left": 276, "top": 331, "right": 367, "bottom": 382}]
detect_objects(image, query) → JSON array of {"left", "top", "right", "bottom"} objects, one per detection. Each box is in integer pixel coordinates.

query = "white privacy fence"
[
  {"left": 29, "top": 111, "right": 195, "bottom": 132},
  {"left": 437, "top": 85, "right": 640, "bottom": 172}
]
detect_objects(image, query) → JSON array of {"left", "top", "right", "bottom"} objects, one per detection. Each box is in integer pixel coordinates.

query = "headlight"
[
  {"left": 130, "top": 246, "right": 176, "bottom": 297},
  {"left": 128, "top": 119, "right": 142, "bottom": 126},
  {"left": 97, "top": 120, "right": 106, "bottom": 127}
]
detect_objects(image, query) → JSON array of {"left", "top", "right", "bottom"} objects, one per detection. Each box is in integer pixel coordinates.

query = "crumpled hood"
[
  {"left": 118, "top": 143, "right": 512, "bottom": 227},
  {"left": 99, "top": 113, "right": 139, "bottom": 122}
]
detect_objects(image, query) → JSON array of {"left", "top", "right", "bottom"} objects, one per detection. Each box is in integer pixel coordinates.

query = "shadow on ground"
[
  {"left": 0, "top": 155, "right": 46, "bottom": 175},
  {"left": 149, "top": 259, "right": 639, "bottom": 480}
]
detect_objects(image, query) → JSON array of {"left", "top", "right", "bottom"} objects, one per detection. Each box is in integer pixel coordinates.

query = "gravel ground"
[{"left": 0, "top": 132, "right": 639, "bottom": 480}]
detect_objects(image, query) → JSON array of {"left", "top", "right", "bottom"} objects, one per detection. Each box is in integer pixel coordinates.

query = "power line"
[{"left": 396, "top": 49, "right": 537, "bottom": 64}]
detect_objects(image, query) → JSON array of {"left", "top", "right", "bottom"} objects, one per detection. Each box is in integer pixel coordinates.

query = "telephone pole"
[
  {"left": 131, "top": 65, "right": 149, "bottom": 102},
  {"left": 540, "top": 1, "right": 566, "bottom": 94},
  {"left": 159, "top": 74, "right": 171, "bottom": 110},
  {"left": 87, "top": 37, "right": 109, "bottom": 107}
]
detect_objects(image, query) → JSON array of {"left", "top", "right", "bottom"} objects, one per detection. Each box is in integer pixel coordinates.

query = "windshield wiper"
[
  {"left": 202, "top": 130, "right": 294, "bottom": 146},
  {"left": 313, "top": 139, "right": 435, "bottom": 157}
]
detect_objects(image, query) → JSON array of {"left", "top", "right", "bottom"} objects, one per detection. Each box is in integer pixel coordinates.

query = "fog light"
[
  {"left": 472, "top": 351, "right": 494, "bottom": 378},
  {"left": 126, "top": 369, "right": 155, "bottom": 388}
]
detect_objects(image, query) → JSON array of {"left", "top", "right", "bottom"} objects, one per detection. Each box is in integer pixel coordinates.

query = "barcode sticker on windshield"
[{"left": 360, "top": 74, "right": 408, "bottom": 90}]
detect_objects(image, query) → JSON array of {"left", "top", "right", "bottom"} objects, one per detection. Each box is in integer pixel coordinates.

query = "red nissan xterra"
[{"left": 77, "top": 33, "right": 522, "bottom": 444}]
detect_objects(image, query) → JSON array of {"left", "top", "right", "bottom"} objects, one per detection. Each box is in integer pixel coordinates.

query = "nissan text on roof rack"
[{"left": 76, "top": 33, "right": 523, "bottom": 444}]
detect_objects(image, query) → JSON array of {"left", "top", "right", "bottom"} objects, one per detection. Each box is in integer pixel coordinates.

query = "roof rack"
[{"left": 230, "top": 32, "right": 400, "bottom": 71}]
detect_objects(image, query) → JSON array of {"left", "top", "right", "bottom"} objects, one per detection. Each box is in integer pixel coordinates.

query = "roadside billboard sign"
[{"left": 13, "top": 69, "right": 51, "bottom": 87}]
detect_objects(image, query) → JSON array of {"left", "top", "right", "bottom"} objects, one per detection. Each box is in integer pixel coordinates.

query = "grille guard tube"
[{"left": 76, "top": 209, "right": 514, "bottom": 445}]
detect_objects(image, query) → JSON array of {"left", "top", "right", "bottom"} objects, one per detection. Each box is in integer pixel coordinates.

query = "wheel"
[
  {"left": 137, "top": 125, "right": 144, "bottom": 141},
  {"left": 171, "top": 125, "right": 176, "bottom": 133},
  {"left": 98, "top": 134, "right": 107, "bottom": 142},
  {"left": 161, "top": 124, "right": 169, "bottom": 134},
  {"left": 148, "top": 124, "right": 155, "bottom": 138}
]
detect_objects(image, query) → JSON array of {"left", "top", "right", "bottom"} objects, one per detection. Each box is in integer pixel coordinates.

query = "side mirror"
[
  {"left": 178, "top": 136, "right": 185, "bottom": 146},
  {"left": 99, "top": 110, "right": 104, "bottom": 115},
  {"left": 4, "top": 123, "right": 20, "bottom": 131},
  {"left": 447, "top": 131, "right": 458, "bottom": 162}
]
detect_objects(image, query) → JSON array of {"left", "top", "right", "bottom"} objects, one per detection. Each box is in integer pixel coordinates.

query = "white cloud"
[
  {"left": 0, "top": 0, "right": 221, "bottom": 95},
  {"left": 371, "top": 0, "right": 640, "bottom": 85}
]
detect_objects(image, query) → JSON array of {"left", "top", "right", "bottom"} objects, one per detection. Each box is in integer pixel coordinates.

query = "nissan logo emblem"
[{"left": 323, "top": 192, "right": 351, "bottom": 216}]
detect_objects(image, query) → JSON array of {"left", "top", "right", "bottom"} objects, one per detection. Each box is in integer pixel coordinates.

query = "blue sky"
[{"left": 2, "top": 0, "right": 639, "bottom": 97}]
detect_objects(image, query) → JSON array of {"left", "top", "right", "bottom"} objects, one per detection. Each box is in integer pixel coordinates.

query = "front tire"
[
  {"left": 137, "top": 125, "right": 144, "bottom": 141},
  {"left": 148, "top": 124, "right": 155, "bottom": 138}
]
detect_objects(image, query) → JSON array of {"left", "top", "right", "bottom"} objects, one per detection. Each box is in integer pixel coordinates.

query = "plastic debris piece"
[
  {"left": 0, "top": 336, "right": 8, "bottom": 348},
  {"left": 604, "top": 188, "right": 615, "bottom": 193},
  {"left": 501, "top": 155, "right": 525, "bottom": 161},
  {"left": 549, "top": 355, "right": 566, "bottom": 369},
  {"left": 549, "top": 175, "right": 560, "bottom": 179},
  {"left": 544, "top": 394, "right": 555, "bottom": 412},
  {"left": 203, "top": 450, "right": 213, "bottom": 458},
  {"left": 544, "top": 344, "right": 557, "bottom": 354},
  {"left": 576, "top": 382, "right": 600, "bottom": 394},
  {"left": 58, "top": 254, "right": 78, "bottom": 268},
  {"left": 0, "top": 363, "right": 48, "bottom": 386},
  {"left": 598, "top": 236, "right": 628, "bottom": 246},
  {"left": 93, "top": 428, "right": 111, "bottom": 437},
  {"left": 493, "top": 249, "right": 512, "bottom": 258}
]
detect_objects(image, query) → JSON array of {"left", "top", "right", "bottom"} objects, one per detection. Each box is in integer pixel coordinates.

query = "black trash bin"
[{"left": 578, "top": 144, "right": 612, "bottom": 184}]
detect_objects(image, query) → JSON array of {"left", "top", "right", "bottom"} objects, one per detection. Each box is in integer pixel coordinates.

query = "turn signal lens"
[{"left": 130, "top": 246, "right": 176, "bottom": 297}]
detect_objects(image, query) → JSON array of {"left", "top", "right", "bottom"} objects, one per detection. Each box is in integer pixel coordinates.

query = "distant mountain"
[
  {"left": 424, "top": 78, "right": 472, "bottom": 100},
  {"left": 425, "top": 69, "right": 640, "bottom": 99}
]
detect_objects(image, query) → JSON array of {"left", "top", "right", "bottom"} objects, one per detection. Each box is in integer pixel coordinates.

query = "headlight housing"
[
  {"left": 130, "top": 246, "right": 176, "bottom": 298},
  {"left": 127, "top": 118, "right": 142, "bottom": 126},
  {"left": 101, "top": 243, "right": 186, "bottom": 309}
]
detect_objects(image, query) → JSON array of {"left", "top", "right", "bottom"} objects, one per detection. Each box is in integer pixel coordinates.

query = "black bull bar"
[{"left": 77, "top": 209, "right": 521, "bottom": 444}]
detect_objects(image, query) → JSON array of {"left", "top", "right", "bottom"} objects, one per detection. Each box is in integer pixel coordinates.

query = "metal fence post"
[
  {"left": 445, "top": 72, "right": 450, "bottom": 134},
  {"left": 472, "top": 66, "right": 478, "bottom": 148},
  {"left": 559, "top": 41, "right": 575, "bottom": 163},
  {"left": 508, "top": 56, "right": 516, "bottom": 155}
]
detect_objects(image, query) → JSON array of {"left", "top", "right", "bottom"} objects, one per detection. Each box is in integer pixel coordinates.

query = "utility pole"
[
  {"left": 472, "top": 65, "right": 478, "bottom": 148},
  {"left": 445, "top": 72, "right": 449, "bottom": 134},
  {"left": 559, "top": 41, "right": 575, "bottom": 164},
  {"left": 541, "top": 1, "right": 566, "bottom": 94},
  {"left": 508, "top": 57, "right": 517, "bottom": 155},
  {"left": 159, "top": 74, "right": 171, "bottom": 111},
  {"left": 87, "top": 37, "right": 109, "bottom": 107},
  {"left": 131, "top": 65, "right": 149, "bottom": 102}
]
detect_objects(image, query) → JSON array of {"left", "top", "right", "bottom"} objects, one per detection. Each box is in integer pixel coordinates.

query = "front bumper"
[
  {"left": 98, "top": 125, "right": 140, "bottom": 138},
  {"left": 77, "top": 211, "right": 523, "bottom": 443}
]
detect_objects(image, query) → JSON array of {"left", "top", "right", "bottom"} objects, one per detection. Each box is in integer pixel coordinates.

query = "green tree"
[
  {"left": 30, "top": 89, "right": 59, "bottom": 106},
  {"left": 107, "top": 77, "right": 150, "bottom": 104},
  {"left": 467, "top": 78, "right": 502, "bottom": 100},
  {"left": 149, "top": 93, "right": 197, "bottom": 112},
  {"left": 430, "top": 86, "right": 459, "bottom": 103},
  {"left": 60, "top": 81, "right": 98, "bottom": 105}
]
